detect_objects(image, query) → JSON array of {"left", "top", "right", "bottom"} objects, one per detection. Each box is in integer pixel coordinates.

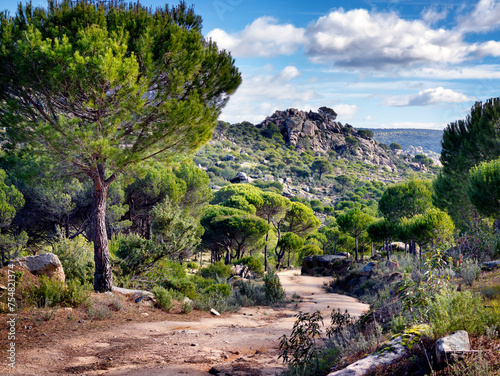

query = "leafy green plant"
[
  {"left": 152, "top": 286, "right": 173, "bottom": 312},
  {"left": 396, "top": 248, "right": 452, "bottom": 312},
  {"left": 203, "top": 283, "right": 231, "bottom": 297},
  {"left": 25, "top": 276, "right": 91, "bottom": 308},
  {"left": 181, "top": 300, "right": 193, "bottom": 314},
  {"left": 199, "top": 262, "right": 233, "bottom": 281},
  {"left": 427, "top": 289, "right": 500, "bottom": 338},
  {"left": 52, "top": 236, "right": 95, "bottom": 285},
  {"left": 194, "top": 290, "right": 239, "bottom": 313},
  {"left": 279, "top": 311, "right": 324, "bottom": 373},
  {"left": 264, "top": 269, "right": 286, "bottom": 304},
  {"left": 326, "top": 309, "right": 355, "bottom": 338},
  {"left": 186, "top": 261, "right": 199, "bottom": 270}
]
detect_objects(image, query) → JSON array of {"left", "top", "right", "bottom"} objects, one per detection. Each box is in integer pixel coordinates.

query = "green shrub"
[
  {"left": 427, "top": 289, "right": 500, "bottom": 338},
  {"left": 181, "top": 300, "right": 193, "bottom": 314},
  {"left": 233, "top": 256, "right": 264, "bottom": 277},
  {"left": 190, "top": 274, "right": 216, "bottom": 291},
  {"left": 458, "top": 258, "right": 481, "bottom": 286},
  {"left": 194, "top": 290, "right": 239, "bottom": 313},
  {"left": 64, "top": 280, "right": 92, "bottom": 307},
  {"left": 152, "top": 286, "right": 173, "bottom": 312},
  {"left": 200, "top": 262, "right": 232, "bottom": 281},
  {"left": 52, "top": 236, "right": 94, "bottom": 285},
  {"left": 204, "top": 283, "right": 231, "bottom": 297},
  {"left": 25, "top": 276, "right": 91, "bottom": 308},
  {"left": 186, "top": 261, "right": 199, "bottom": 269},
  {"left": 264, "top": 269, "right": 286, "bottom": 304},
  {"left": 162, "top": 278, "right": 196, "bottom": 299},
  {"left": 231, "top": 280, "right": 267, "bottom": 306}
]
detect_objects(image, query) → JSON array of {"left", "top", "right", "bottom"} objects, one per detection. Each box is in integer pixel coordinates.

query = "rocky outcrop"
[
  {"left": 302, "top": 254, "right": 352, "bottom": 276},
  {"left": 258, "top": 108, "right": 397, "bottom": 169},
  {"left": 9, "top": 253, "right": 65, "bottom": 282}
]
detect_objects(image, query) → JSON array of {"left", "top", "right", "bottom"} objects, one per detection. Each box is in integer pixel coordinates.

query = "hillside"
[{"left": 194, "top": 108, "right": 439, "bottom": 215}]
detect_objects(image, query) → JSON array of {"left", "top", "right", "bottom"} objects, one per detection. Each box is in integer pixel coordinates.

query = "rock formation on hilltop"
[{"left": 257, "top": 108, "right": 397, "bottom": 170}]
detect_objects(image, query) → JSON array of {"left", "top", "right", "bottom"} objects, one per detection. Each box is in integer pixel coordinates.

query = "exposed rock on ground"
[
  {"left": 327, "top": 336, "right": 408, "bottom": 376},
  {"left": 9, "top": 253, "right": 65, "bottom": 282},
  {"left": 481, "top": 259, "right": 500, "bottom": 271},
  {"left": 435, "top": 330, "right": 471, "bottom": 365}
]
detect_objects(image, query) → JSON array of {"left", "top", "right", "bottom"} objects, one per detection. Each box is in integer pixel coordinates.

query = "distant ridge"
[{"left": 365, "top": 128, "right": 443, "bottom": 154}]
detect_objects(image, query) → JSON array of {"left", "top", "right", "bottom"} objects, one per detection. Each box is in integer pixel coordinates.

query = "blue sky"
[{"left": 3, "top": 1, "right": 500, "bottom": 129}]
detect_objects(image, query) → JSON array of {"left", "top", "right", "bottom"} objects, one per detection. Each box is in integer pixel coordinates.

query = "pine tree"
[{"left": 0, "top": 1, "right": 241, "bottom": 291}]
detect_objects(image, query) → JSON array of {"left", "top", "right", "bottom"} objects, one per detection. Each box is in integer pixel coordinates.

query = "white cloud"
[
  {"left": 458, "top": 0, "right": 500, "bottom": 33},
  {"left": 206, "top": 17, "right": 305, "bottom": 57},
  {"left": 334, "top": 104, "right": 360, "bottom": 121},
  {"left": 422, "top": 7, "right": 448, "bottom": 25},
  {"left": 219, "top": 65, "right": 317, "bottom": 123},
  {"left": 305, "top": 9, "right": 471, "bottom": 68},
  {"left": 384, "top": 87, "right": 475, "bottom": 106},
  {"left": 207, "top": 5, "right": 500, "bottom": 69}
]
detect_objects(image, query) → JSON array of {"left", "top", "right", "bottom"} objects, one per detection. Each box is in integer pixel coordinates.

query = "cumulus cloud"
[
  {"left": 334, "top": 104, "right": 360, "bottom": 121},
  {"left": 219, "top": 66, "right": 317, "bottom": 123},
  {"left": 206, "top": 17, "right": 305, "bottom": 57},
  {"left": 458, "top": 0, "right": 500, "bottom": 33},
  {"left": 207, "top": 3, "right": 500, "bottom": 70},
  {"left": 384, "top": 87, "right": 475, "bottom": 107},
  {"left": 305, "top": 9, "right": 471, "bottom": 68},
  {"left": 422, "top": 7, "right": 448, "bottom": 25}
]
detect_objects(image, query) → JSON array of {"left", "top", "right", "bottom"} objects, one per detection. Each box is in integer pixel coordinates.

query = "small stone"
[
  {"left": 210, "top": 308, "right": 221, "bottom": 316},
  {"left": 190, "top": 343, "right": 197, "bottom": 347},
  {"left": 141, "top": 313, "right": 149, "bottom": 317}
]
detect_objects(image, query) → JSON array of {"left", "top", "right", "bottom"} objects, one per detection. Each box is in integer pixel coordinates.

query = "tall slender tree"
[{"left": 0, "top": 1, "right": 241, "bottom": 291}]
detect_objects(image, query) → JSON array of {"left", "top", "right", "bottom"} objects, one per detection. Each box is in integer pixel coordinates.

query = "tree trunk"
[
  {"left": 92, "top": 176, "right": 113, "bottom": 293},
  {"left": 354, "top": 235, "right": 358, "bottom": 261},
  {"left": 264, "top": 232, "right": 269, "bottom": 272}
]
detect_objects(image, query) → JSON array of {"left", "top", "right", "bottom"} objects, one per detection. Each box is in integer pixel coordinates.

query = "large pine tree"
[{"left": 0, "top": 1, "right": 241, "bottom": 292}]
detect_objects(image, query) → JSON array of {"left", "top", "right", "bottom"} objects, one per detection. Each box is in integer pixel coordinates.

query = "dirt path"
[{"left": 5, "top": 271, "right": 368, "bottom": 376}]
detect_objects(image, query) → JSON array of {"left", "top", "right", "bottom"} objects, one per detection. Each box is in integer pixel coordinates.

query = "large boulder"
[
  {"left": 435, "top": 330, "right": 471, "bottom": 365},
  {"left": 230, "top": 171, "right": 249, "bottom": 183},
  {"left": 301, "top": 254, "right": 351, "bottom": 276},
  {"left": 9, "top": 253, "right": 65, "bottom": 282}
]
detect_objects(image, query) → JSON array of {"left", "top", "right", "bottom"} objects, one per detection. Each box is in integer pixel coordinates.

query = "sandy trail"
[{"left": 7, "top": 270, "right": 368, "bottom": 376}]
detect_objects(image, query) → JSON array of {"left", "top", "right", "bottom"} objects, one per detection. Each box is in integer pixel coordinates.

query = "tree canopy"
[
  {"left": 0, "top": 0, "right": 241, "bottom": 291},
  {"left": 379, "top": 179, "right": 433, "bottom": 222},
  {"left": 434, "top": 99, "right": 500, "bottom": 232},
  {"left": 468, "top": 157, "right": 500, "bottom": 230}
]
